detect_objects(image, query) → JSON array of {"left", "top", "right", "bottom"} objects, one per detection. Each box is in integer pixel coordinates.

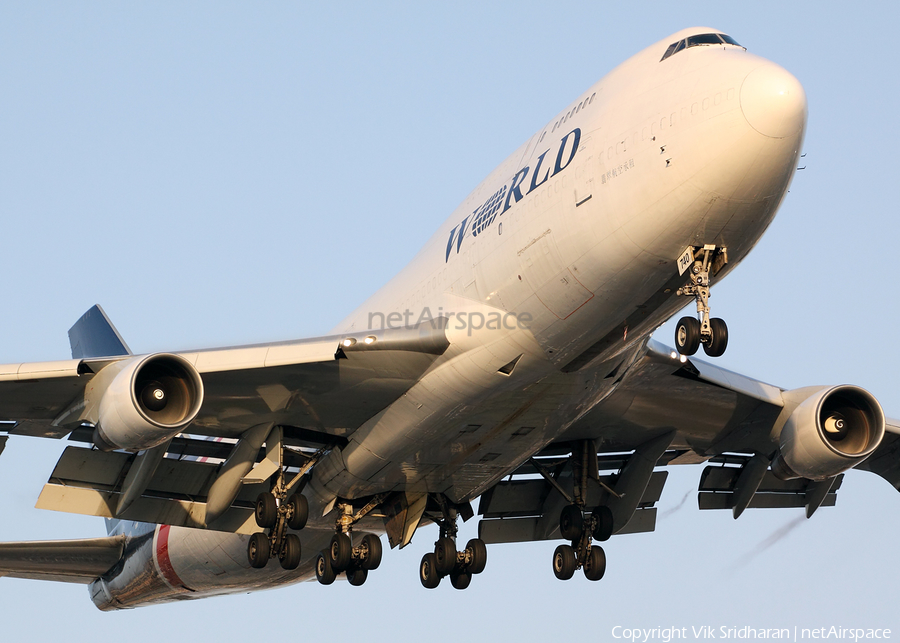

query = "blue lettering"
[
  {"left": 527, "top": 149, "right": 551, "bottom": 194},
  {"left": 552, "top": 128, "right": 581, "bottom": 176},
  {"left": 502, "top": 166, "right": 530, "bottom": 214}
]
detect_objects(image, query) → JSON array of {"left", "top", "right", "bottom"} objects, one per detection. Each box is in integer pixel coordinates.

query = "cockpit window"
[
  {"left": 660, "top": 33, "right": 743, "bottom": 62},
  {"left": 686, "top": 33, "right": 725, "bottom": 47},
  {"left": 719, "top": 34, "right": 741, "bottom": 46}
]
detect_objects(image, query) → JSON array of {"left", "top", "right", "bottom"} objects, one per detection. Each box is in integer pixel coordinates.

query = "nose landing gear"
[{"left": 675, "top": 245, "right": 729, "bottom": 357}]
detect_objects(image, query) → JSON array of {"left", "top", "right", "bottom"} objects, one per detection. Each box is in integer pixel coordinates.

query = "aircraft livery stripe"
[{"left": 155, "top": 525, "right": 187, "bottom": 590}]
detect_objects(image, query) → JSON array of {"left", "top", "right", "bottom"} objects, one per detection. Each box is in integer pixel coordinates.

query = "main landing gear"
[
  {"left": 529, "top": 440, "right": 614, "bottom": 582},
  {"left": 675, "top": 245, "right": 728, "bottom": 358},
  {"left": 315, "top": 531, "right": 383, "bottom": 587},
  {"left": 247, "top": 488, "right": 309, "bottom": 571},
  {"left": 552, "top": 504, "right": 610, "bottom": 581},
  {"left": 246, "top": 439, "right": 315, "bottom": 571},
  {"left": 419, "top": 499, "right": 487, "bottom": 590},
  {"left": 315, "top": 496, "right": 386, "bottom": 587}
]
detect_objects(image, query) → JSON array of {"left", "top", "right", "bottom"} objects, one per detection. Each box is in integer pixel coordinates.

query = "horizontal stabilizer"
[
  {"left": 0, "top": 535, "right": 126, "bottom": 584},
  {"left": 68, "top": 304, "right": 132, "bottom": 359}
]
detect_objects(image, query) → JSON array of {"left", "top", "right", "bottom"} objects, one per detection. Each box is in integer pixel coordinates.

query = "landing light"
[
  {"left": 670, "top": 351, "right": 678, "bottom": 359},
  {"left": 680, "top": 355, "right": 687, "bottom": 363},
  {"left": 364, "top": 336, "right": 376, "bottom": 345},
  {"left": 342, "top": 338, "right": 357, "bottom": 347}
]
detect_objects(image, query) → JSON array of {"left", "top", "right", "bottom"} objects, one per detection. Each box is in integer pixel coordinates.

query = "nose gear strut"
[{"left": 675, "top": 245, "right": 729, "bottom": 357}]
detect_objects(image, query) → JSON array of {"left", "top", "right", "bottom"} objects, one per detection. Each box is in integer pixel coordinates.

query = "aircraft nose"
[{"left": 740, "top": 63, "right": 807, "bottom": 138}]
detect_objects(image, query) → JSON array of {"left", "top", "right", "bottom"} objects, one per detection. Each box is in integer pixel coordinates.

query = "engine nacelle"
[
  {"left": 93, "top": 353, "right": 204, "bottom": 451},
  {"left": 772, "top": 385, "right": 885, "bottom": 481}
]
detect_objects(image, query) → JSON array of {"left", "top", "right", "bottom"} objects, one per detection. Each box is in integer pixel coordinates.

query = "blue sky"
[{"left": 1, "top": 3, "right": 899, "bottom": 641}]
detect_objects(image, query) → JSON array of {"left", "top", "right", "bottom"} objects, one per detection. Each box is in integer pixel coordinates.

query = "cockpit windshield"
[{"left": 660, "top": 33, "right": 743, "bottom": 62}]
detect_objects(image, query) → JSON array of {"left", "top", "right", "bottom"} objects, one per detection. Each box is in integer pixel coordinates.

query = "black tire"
[
  {"left": 450, "top": 570, "right": 471, "bottom": 590},
  {"left": 286, "top": 493, "right": 309, "bottom": 530},
  {"left": 434, "top": 536, "right": 456, "bottom": 576},
  {"left": 255, "top": 492, "right": 277, "bottom": 529},
  {"left": 703, "top": 318, "right": 728, "bottom": 357},
  {"left": 329, "top": 532, "right": 352, "bottom": 572},
  {"left": 420, "top": 553, "right": 441, "bottom": 589},
  {"left": 559, "top": 504, "right": 584, "bottom": 541},
  {"left": 315, "top": 549, "right": 336, "bottom": 585},
  {"left": 361, "top": 533, "right": 383, "bottom": 571},
  {"left": 347, "top": 566, "right": 368, "bottom": 587},
  {"left": 552, "top": 544, "right": 576, "bottom": 581},
  {"left": 465, "top": 538, "right": 487, "bottom": 575},
  {"left": 675, "top": 316, "right": 701, "bottom": 355},
  {"left": 279, "top": 533, "right": 302, "bottom": 570},
  {"left": 591, "top": 506, "right": 614, "bottom": 542},
  {"left": 247, "top": 532, "right": 270, "bottom": 569},
  {"left": 583, "top": 545, "right": 607, "bottom": 581}
]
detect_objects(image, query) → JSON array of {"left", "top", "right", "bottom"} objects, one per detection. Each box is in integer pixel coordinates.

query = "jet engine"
[
  {"left": 92, "top": 353, "right": 204, "bottom": 452},
  {"left": 771, "top": 385, "right": 884, "bottom": 481}
]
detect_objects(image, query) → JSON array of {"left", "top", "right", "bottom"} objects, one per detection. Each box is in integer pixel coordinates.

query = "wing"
[
  {"left": 0, "top": 306, "right": 450, "bottom": 530},
  {"left": 0, "top": 308, "right": 450, "bottom": 440},
  {"left": 477, "top": 339, "right": 892, "bottom": 544}
]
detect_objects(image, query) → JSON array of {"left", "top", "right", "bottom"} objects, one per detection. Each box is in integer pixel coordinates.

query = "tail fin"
[{"left": 68, "top": 304, "right": 132, "bottom": 359}]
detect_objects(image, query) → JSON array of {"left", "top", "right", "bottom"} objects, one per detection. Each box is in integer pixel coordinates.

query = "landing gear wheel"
[
  {"left": 703, "top": 317, "right": 728, "bottom": 357},
  {"left": 553, "top": 544, "right": 577, "bottom": 580},
  {"left": 465, "top": 538, "right": 487, "bottom": 575},
  {"left": 329, "top": 533, "right": 352, "bottom": 572},
  {"left": 434, "top": 536, "right": 456, "bottom": 576},
  {"left": 360, "top": 534, "right": 383, "bottom": 571},
  {"left": 450, "top": 569, "right": 471, "bottom": 590},
  {"left": 675, "top": 317, "right": 701, "bottom": 356},
  {"left": 591, "top": 506, "right": 614, "bottom": 542},
  {"left": 420, "top": 552, "right": 441, "bottom": 589},
  {"left": 255, "top": 492, "right": 277, "bottom": 529},
  {"left": 347, "top": 566, "right": 368, "bottom": 586},
  {"left": 583, "top": 545, "right": 607, "bottom": 581},
  {"left": 247, "top": 532, "right": 270, "bottom": 569},
  {"left": 559, "top": 504, "right": 584, "bottom": 541},
  {"left": 286, "top": 493, "right": 308, "bottom": 530},
  {"left": 279, "top": 533, "right": 301, "bottom": 570},
  {"left": 315, "top": 549, "right": 336, "bottom": 585}
]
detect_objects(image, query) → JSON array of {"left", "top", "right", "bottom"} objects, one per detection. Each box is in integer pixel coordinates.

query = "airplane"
[{"left": 1, "top": 25, "right": 896, "bottom": 610}]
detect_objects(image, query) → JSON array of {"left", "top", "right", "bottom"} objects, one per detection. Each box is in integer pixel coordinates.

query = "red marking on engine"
[{"left": 156, "top": 524, "right": 188, "bottom": 590}]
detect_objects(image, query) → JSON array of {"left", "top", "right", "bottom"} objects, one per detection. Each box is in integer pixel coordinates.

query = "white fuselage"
[
  {"left": 91, "top": 27, "right": 807, "bottom": 609},
  {"left": 309, "top": 26, "right": 805, "bottom": 506}
]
